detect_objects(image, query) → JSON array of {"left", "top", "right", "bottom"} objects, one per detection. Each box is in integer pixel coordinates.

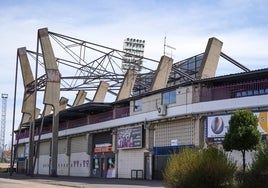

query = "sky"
[{"left": 0, "top": 0, "right": 268, "bottom": 148}]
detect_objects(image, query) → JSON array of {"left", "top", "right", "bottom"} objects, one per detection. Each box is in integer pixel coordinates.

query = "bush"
[
  {"left": 163, "top": 147, "right": 236, "bottom": 188},
  {"left": 243, "top": 141, "right": 268, "bottom": 188}
]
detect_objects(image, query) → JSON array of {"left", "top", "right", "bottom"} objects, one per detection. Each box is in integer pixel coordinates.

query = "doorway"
[
  {"left": 92, "top": 154, "right": 115, "bottom": 178},
  {"left": 144, "top": 152, "right": 150, "bottom": 180}
]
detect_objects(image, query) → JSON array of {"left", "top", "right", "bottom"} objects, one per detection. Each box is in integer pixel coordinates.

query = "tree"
[{"left": 222, "top": 109, "right": 261, "bottom": 174}]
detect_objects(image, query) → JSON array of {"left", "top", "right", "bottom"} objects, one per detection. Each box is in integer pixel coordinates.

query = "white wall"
[
  {"left": 57, "top": 154, "right": 69, "bottom": 176},
  {"left": 38, "top": 155, "right": 50, "bottom": 175},
  {"left": 227, "top": 150, "right": 256, "bottom": 169},
  {"left": 69, "top": 152, "right": 90, "bottom": 177},
  {"left": 118, "top": 148, "right": 146, "bottom": 179}
]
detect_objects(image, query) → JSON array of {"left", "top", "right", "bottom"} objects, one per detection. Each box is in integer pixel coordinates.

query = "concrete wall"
[{"left": 130, "top": 86, "right": 194, "bottom": 116}]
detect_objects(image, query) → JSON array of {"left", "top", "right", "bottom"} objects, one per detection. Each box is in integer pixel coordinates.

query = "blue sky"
[{"left": 1, "top": 0, "right": 268, "bottom": 146}]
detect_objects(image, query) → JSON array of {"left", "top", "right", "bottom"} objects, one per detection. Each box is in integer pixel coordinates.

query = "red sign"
[{"left": 94, "top": 146, "right": 113, "bottom": 153}]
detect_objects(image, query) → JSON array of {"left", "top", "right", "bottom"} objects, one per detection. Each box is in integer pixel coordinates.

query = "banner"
[
  {"left": 117, "top": 126, "right": 142, "bottom": 149},
  {"left": 207, "top": 111, "right": 268, "bottom": 140}
]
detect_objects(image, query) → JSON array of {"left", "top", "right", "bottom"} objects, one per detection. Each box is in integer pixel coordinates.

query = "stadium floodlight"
[{"left": 122, "top": 38, "right": 145, "bottom": 72}]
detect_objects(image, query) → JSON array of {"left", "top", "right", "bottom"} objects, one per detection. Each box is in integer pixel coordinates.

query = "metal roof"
[
  {"left": 195, "top": 68, "right": 268, "bottom": 86},
  {"left": 34, "top": 102, "right": 113, "bottom": 126}
]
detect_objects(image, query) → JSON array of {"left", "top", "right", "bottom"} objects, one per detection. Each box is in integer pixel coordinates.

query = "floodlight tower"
[
  {"left": 122, "top": 38, "right": 145, "bottom": 72},
  {"left": 1, "top": 93, "right": 8, "bottom": 162}
]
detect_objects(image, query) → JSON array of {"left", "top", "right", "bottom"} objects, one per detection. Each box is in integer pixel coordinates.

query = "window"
[
  {"left": 241, "top": 91, "right": 247, "bottom": 97},
  {"left": 236, "top": 88, "right": 268, "bottom": 98},
  {"left": 247, "top": 90, "right": 253, "bottom": 96},
  {"left": 134, "top": 99, "right": 142, "bottom": 112},
  {"left": 162, "top": 90, "right": 176, "bottom": 105},
  {"left": 236, "top": 92, "right": 241, "bottom": 97},
  {"left": 260, "top": 89, "right": 265, "bottom": 94}
]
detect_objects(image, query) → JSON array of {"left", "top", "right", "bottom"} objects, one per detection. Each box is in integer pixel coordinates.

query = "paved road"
[{"left": 0, "top": 173, "right": 164, "bottom": 188}]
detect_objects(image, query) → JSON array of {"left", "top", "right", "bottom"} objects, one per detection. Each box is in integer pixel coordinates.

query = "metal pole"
[
  {"left": 32, "top": 34, "right": 40, "bottom": 174},
  {"left": 28, "top": 119, "right": 34, "bottom": 176},
  {"left": 10, "top": 53, "right": 19, "bottom": 176},
  {"left": 51, "top": 105, "right": 59, "bottom": 177}
]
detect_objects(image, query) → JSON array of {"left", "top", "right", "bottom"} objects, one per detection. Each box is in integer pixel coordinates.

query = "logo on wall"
[
  {"left": 211, "top": 117, "right": 224, "bottom": 134},
  {"left": 259, "top": 112, "right": 268, "bottom": 134}
]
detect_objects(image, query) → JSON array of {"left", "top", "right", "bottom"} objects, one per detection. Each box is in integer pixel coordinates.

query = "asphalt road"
[{"left": 0, "top": 173, "right": 164, "bottom": 188}]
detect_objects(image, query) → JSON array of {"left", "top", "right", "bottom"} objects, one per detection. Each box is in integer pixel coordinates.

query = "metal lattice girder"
[
  {"left": 47, "top": 30, "right": 158, "bottom": 98},
  {"left": 21, "top": 31, "right": 157, "bottom": 102},
  {"left": 0, "top": 94, "right": 8, "bottom": 162},
  {"left": 220, "top": 52, "right": 250, "bottom": 72},
  {"left": 171, "top": 67, "right": 196, "bottom": 81}
]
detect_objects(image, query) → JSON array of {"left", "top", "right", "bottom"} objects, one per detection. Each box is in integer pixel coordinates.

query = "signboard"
[
  {"left": 207, "top": 111, "right": 268, "bottom": 143},
  {"left": 94, "top": 143, "right": 112, "bottom": 153},
  {"left": 171, "top": 139, "right": 178, "bottom": 146},
  {"left": 117, "top": 126, "right": 142, "bottom": 149}
]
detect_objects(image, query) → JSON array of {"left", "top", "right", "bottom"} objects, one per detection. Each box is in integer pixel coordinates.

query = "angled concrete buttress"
[
  {"left": 43, "top": 96, "right": 68, "bottom": 115},
  {"left": 21, "top": 113, "right": 31, "bottom": 125},
  {"left": 38, "top": 28, "right": 60, "bottom": 177},
  {"left": 43, "top": 105, "right": 52, "bottom": 116},
  {"left": 73, "top": 90, "right": 87, "bottom": 106},
  {"left": 21, "top": 107, "right": 41, "bottom": 124},
  {"left": 18, "top": 47, "right": 37, "bottom": 175},
  {"left": 116, "top": 69, "right": 137, "bottom": 101},
  {"left": 35, "top": 108, "right": 41, "bottom": 118},
  {"left": 18, "top": 47, "right": 35, "bottom": 120},
  {"left": 150, "top": 55, "right": 173, "bottom": 91},
  {"left": 93, "top": 81, "right": 109, "bottom": 102},
  {"left": 197, "top": 37, "right": 223, "bottom": 79},
  {"left": 59, "top": 97, "right": 69, "bottom": 111}
]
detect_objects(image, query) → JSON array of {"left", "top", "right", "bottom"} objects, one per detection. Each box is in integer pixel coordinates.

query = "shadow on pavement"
[{"left": 0, "top": 172, "right": 164, "bottom": 187}]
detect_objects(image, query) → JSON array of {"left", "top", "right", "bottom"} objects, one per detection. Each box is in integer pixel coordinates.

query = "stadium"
[{"left": 13, "top": 28, "right": 268, "bottom": 180}]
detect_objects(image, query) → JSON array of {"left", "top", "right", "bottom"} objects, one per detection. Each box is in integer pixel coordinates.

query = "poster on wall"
[
  {"left": 117, "top": 126, "right": 142, "bottom": 149},
  {"left": 207, "top": 111, "right": 268, "bottom": 143}
]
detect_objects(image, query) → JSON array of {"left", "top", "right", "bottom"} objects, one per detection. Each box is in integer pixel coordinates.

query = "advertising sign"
[
  {"left": 94, "top": 143, "right": 112, "bottom": 153},
  {"left": 207, "top": 111, "right": 268, "bottom": 142},
  {"left": 117, "top": 126, "right": 142, "bottom": 149}
]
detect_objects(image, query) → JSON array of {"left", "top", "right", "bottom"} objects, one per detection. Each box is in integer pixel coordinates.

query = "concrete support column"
[
  {"left": 145, "top": 122, "right": 154, "bottom": 180},
  {"left": 59, "top": 97, "right": 69, "bottom": 111},
  {"left": 112, "top": 129, "right": 118, "bottom": 178},
  {"left": 73, "top": 90, "right": 87, "bottom": 106},
  {"left": 116, "top": 69, "right": 137, "bottom": 101},
  {"left": 93, "top": 81, "right": 109, "bottom": 102},
  {"left": 18, "top": 47, "right": 36, "bottom": 176},
  {"left": 38, "top": 28, "right": 60, "bottom": 177},
  {"left": 150, "top": 55, "right": 173, "bottom": 91},
  {"left": 197, "top": 37, "right": 223, "bottom": 79}
]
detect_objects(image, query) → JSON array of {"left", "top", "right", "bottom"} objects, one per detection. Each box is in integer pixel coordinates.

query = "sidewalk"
[{"left": 0, "top": 173, "right": 164, "bottom": 188}]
